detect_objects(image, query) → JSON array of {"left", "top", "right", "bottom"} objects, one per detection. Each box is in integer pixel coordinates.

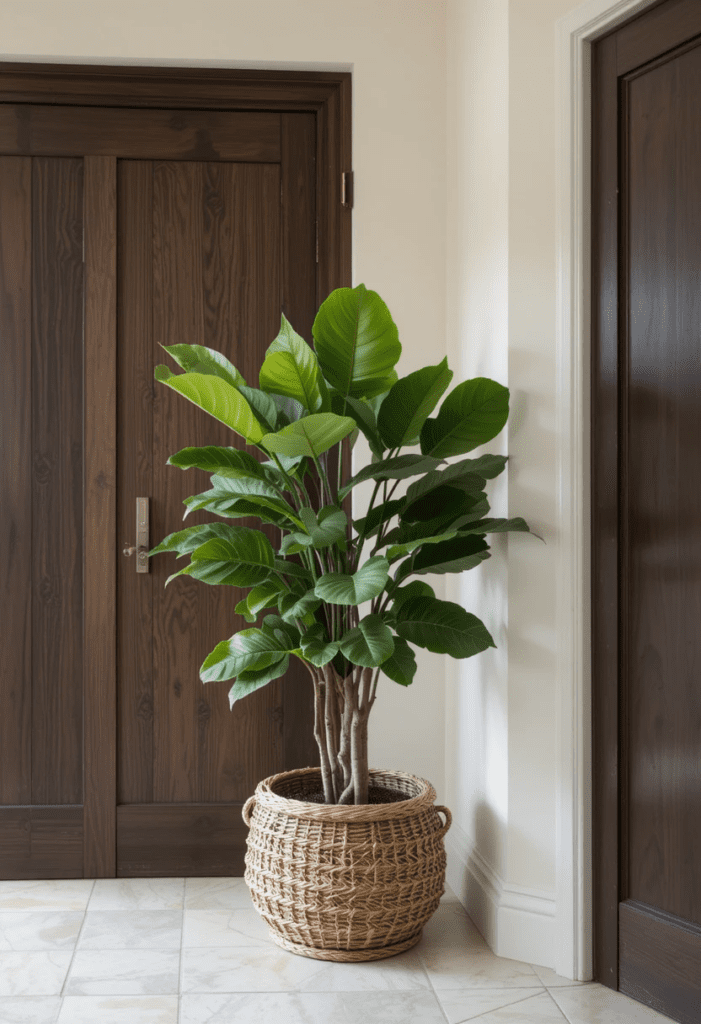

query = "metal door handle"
[{"left": 123, "top": 498, "right": 150, "bottom": 573}]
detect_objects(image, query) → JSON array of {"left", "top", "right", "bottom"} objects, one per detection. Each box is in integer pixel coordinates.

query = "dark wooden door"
[
  {"left": 592, "top": 3, "right": 701, "bottom": 1021},
  {"left": 0, "top": 66, "right": 351, "bottom": 881}
]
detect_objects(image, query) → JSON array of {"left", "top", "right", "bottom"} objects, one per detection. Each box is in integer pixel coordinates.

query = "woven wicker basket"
[{"left": 242, "top": 766, "right": 451, "bottom": 962}]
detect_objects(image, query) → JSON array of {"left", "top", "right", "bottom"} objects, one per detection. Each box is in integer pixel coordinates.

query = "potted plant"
[{"left": 150, "top": 283, "right": 540, "bottom": 961}]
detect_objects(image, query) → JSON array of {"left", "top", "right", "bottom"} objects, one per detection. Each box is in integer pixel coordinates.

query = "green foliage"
[
  {"left": 150, "top": 282, "right": 541, "bottom": 711},
  {"left": 313, "top": 284, "right": 401, "bottom": 399}
]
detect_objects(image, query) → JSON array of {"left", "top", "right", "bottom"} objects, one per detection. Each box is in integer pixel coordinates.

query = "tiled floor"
[{"left": 0, "top": 878, "right": 677, "bottom": 1024}]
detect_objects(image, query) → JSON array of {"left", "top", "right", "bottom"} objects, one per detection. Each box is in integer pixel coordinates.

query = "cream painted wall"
[
  {"left": 0, "top": 0, "right": 448, "bottom": 795},
  {"left": 445, "top": 0, "right": 591, "bottom": 973}
]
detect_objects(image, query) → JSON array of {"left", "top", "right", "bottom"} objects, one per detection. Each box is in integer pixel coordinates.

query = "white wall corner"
[{"left": 446, "top": 820, "right": 556, "bottom": 969}]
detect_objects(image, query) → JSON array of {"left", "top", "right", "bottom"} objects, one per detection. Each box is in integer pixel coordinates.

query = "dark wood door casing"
[
  {"left": 591, "top": 3, "right": 701, "bottom": 1021},
  {"left": 0, "top": 63, "right": 351, "bottom": 880}
]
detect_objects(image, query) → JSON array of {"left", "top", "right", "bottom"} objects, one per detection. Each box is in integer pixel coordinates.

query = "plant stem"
[{"left": 312, "top": 673, "right": 334, "bottom": 804}]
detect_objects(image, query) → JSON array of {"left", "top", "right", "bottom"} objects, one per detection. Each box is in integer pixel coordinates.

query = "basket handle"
[
  {"left": 242, "top": 796, "right": 256, "bottom": 827},
  {"left": 435, "top": 805, "right": 452, "bottom": 837}
]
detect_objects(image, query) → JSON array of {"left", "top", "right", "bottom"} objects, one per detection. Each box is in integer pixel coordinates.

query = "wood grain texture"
[
  {"left": 0, "top": 157, "right": 32, "bottom": 805},
  {"left": 0, "top": 62, "right": 347, "bottom": 111},
  {"left": 619, "top": 901, "right": 701, "bottom": 1024},
  {"left": 590, "top": 29, "right": 620, "bottom": 987},
  {"left": 117, "top": 803, "right": 247, "bottom": 876},
  {"left": 31, "top": 158, "right": 84, "bottom": 806},
  {"left": 117, "top": 161, "right": 155, "bottom": 806},
  {"left": 625, "top": 45, "right": 701, "bottom": 926},
  {"left": 151, "top": 160, "right": 283, "bottom": 805},
  {"left": 616, "top": 0, "right": 701, "bottom": 76},
  {"left": 280, "top": 112, "right": 320, "bottom": 771},
  {"left": 0, "top": 105, "right": 280, "bottom": 162},
  {"left": 83, "top": 156, "right": 117, "bottom": 877},
  {"left": 0, "top": 807, "right": 83, "bottom": 879}
]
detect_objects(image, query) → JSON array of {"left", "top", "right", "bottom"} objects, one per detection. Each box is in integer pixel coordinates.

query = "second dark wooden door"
[{"left": 592, "top": 3, "right": 701, "bottom": 1020}]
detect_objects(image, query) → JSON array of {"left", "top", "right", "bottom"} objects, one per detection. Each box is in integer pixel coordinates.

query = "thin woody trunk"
[
  {"left": 313, "top": 675, "right": 334, "bottom": 804},
  {"left": 323, "top": 664, "right": 343, "bottom": 802}
]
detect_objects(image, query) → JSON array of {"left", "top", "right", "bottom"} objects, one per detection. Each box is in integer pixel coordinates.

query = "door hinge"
[
  {"left": 341, "top": 171, "right": 353, "bottom": 209},
  {"left": 315, "top": 220, "right": 319, "bottom": 263}
]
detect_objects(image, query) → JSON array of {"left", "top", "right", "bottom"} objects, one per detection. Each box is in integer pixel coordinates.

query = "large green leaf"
[
  {"left": 378, "top": 358, "right": 453, "bottom": 449},
  {"left": 259, "top": 314, "right": 329, "bottom": 413},
  {"left": 298, "top": 506, "right": 348, "bottom": 550},
  {"left": 338, "top": 454, "right": 443, "bottom": 501},
  {"left": 168, "top": 528, "right": 275, "bottom": 588},
  {"left": 379, "top": 635, "right": 417, "bottom": 686},
  {"left": 262, "top": 413, "right": 355, "bottom": 459},
  {"left": 161, "top": 344, "right": 245, "bottom": 388},
  {"left": 339, "top": 614, "right": 395, "bottom": 668},
  {"left": 300, "top": 623, "right": 340, "bottom": 667},
  {"left": 401, "top": 485, "right": 487, "bottom": 525},
  {"left": 395, "top": 597, "right": 495, "bottom": 658},
  {"left": 182, "top": 475, "right": 300, "bottom": 527},
  {"left": 404, "top": 456, "right": 506, "bottom": 509},
  {"left": 314, "top": 556, "right": 389, "bottom": 605},
  {"left": 353, "top": 499, "right": 405, "bottom": 541},
  {"left": 200, "top": 626, "right": 290, "bottom": 683},
  {"left": 312, "top": 283, "right": 401, "bottom": 400},
  {"left": 183, "top": 495, "right": 293, "bottom": 528},
  {"left": 235, "top": 578, "right": 288, "bottom": 623},
  {"left": 228, "top": 656, "right": 290, "bottom": 708},
  {"left": 420, "top": 378, "right": 509, "bottom": 457},
  {"left": 458, "top": 516, "right": 542, "bottom": 540},
  {"left": 149, "top": 521, "right": 239, "bottom": 558},
  {"left": 330, "top": 392, "right": 385, "bottom": 458},
  {"left": 278, "top": 589, "right": 322, "bottom": 625},
  {"left": 406, "top": 534, "right": 491, "bottom": 577},
  {"left": 167, "top": 446, "right": 265, "bottom": 475},
  {"left": 237, "top": 386, "right": 279, "bottom": 433},
  {"left": 389, "top": 581, "right": 435, "bottom": 618},
  {"left": 154, "top": 369, "right": 264, "bottom": 444}
]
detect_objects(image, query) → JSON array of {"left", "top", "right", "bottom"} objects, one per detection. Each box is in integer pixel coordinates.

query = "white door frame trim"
[{"left": 554, "top": 0, "right": 661, "bottom": 981}]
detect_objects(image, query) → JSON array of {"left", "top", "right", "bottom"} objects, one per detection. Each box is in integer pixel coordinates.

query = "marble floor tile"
[
  {"left": 466, "top": 991, "right": 570, "bottom": 1022},
  {"left": 183, "top": 878, "right": 253, "bottom": 910},
  {"left": 0, "top": 951, "right": 72, "bottom": 995},
  {"left": 78, "top": 910, "right": 182, "bottom": 949},
  {"left": 179, "top": 990, "right": 447, "bottom": 1024},
  {"left": 549, "top": 984, "right": 678, "bottom": 1023},
  {"left": 89, "top": 879, "right": 185, "bottom": 911},
  {"left": 438, "top": 987, "right": 550, "bottom": 1023},
  {"left": 0, "top": 911, "right": 84, "bottom": 950},
  {"left": 0, "top": 996, "right": 62, "bottom": 1023},
  {"left": 64, "top": 949, "right": 180, "bottom": 996},
  {"left": 531, "top": 964, "right": 593, "bottom": 987},
  {"left": 182, "top": 909, "right": 270, "bottom": 947},
  {"left": 0, "top": 880, "right": 94, "bottom": 912},
  {"left": 419, "top": 900, "right": 490, "bottom": 952},
  {"left": 57, "top": 995, "right": 179, "bottom": 1024},
  {"left": 181, "top": 944, "right": 430, "bottom": 994},
  {"left": 420, "top": 945, "right": 543, "bottom": 992}
]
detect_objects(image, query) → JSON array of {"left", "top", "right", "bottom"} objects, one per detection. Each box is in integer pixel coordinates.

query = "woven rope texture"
[{"left": 243, "top": 767, "right": 451, "bottom": 962}]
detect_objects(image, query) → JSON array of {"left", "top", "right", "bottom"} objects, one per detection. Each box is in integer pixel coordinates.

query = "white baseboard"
[{"left": 445, "top": 821, "right": 558, "bottom": 973}]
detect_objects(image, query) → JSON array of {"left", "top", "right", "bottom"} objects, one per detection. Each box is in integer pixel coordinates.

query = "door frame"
[
  {"left": 0, "top": 62, "right": 351, "bottom": 878},
  {"left": 553, "top": 0, "right": 666, "bottom": 983}
]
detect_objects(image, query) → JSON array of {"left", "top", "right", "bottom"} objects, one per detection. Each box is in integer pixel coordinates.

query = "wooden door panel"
[
  {"left": 31, "top": 157, "right": 85, "bottom": 806},
  {"left": 626, "top": 46, "right": 701, "bottom": 926},
  {"left": 0, "top": 156, "right": 32, "bottom": 808},
  {"left": 0, "top": 105, "right": 280, "bottom": 162},
  {"left": 0, "top": 68, "right": 349, "bottom": 881},
  {"left": 149, "top": 159, "right": 283, "bottom": 806},
  {"left": 592, "top": 3, "right": 701, "bottom": 1019},
  {"left": 0, "top": 155, "right": 85, "bottom": 877}
]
